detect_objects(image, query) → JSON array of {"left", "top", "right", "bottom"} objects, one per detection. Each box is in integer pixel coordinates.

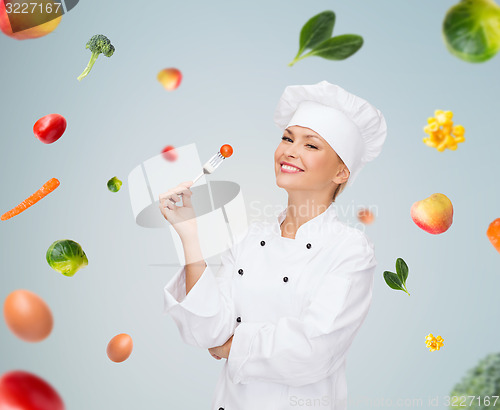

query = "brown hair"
[{"left": 332, "top": 155, "right": 348, "bottom": 203}]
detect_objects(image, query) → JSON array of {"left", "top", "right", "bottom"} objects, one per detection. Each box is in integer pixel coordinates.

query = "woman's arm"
[
  {"left": 180, "top": 230, "right": 207, "bottom": 295},
  {"left": 163, "top": 229, "right": 244, "bottom": 349},
  {"left": 160, "top": 181, "right": 239, "bottom": 348}
]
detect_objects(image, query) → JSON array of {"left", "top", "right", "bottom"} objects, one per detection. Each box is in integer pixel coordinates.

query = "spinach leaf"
[
  {"left": 383, "top": 258, "right": 411, "bottom": 296},
  {"left": 307, "top": 34, "right": 363, "bottom": 60},
  {"left": 383, "top": 271, "right": 405, "bottom": 291},
  {"left": 297, "top": 11, "right": 336, "bottom": 58},
  {"left": 396, "top": 258, "right": 409, "bottom": 284},
  {"left": 289, "top": 11, "right": 363, "bottom": 66}
]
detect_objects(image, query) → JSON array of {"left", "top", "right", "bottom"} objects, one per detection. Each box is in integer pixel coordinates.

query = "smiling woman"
[
  {"left": 276, "top": 126, "right": 350, "bottom": 203},
  {"left": 161, "top": 80, "right": 387, "bottom": 410}
]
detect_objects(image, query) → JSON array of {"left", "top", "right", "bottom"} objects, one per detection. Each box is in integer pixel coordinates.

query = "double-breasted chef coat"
[{"left": 163, "top": 201, "right": 377, "bottom": 410}]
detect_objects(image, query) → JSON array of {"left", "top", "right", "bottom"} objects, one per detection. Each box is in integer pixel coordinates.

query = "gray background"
[{"left": 1, "top": 0, "right": 499, "bottom": 408}]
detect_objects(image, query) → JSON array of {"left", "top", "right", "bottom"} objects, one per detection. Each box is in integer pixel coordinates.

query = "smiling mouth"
[{"left": 280, "top": 164, "right": 304, "bottom": 173}]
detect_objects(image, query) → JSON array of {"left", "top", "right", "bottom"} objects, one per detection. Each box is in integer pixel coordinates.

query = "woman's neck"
[{"left": 280, "top": 201, "right": 332, "bottom": 238}]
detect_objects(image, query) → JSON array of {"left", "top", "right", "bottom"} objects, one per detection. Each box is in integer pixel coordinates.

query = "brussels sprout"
[
  {"left": 107, "top": 176, "right": 122, "bottom": 192},
  {"left": 443, "top": 0, "right": 500, "bottom": 63},
  {"left": 46, "top": 239, "right": 88, "bottom": 277}
]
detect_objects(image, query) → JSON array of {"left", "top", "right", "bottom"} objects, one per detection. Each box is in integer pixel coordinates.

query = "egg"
[
  {"left": 3, "top": 289, "right": 53, "bottom": 342},
  {"left": 106, "top": 333, "right": 133, "bottom": 363}
]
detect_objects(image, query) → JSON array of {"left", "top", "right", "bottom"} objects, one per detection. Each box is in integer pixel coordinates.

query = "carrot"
[{"left": 1, "top": 178, "right": 60, "bottom": 221}]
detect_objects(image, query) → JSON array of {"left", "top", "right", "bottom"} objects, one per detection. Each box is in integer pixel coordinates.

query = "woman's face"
[{"left": 274, "top": 125, "right": 349, "bottom": 196}]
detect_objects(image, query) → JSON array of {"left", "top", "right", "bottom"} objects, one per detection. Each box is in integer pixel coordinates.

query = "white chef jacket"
[{"left": 163, "top": 202, "right": 376, "bottom": 410}]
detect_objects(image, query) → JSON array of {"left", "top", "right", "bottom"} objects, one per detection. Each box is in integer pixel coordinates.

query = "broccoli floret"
[
  {"left": 77, "top": 34, "right": 115, "bottom": 81},
  {"left": 449, "top": 352, "right": 500, "bottom": 409}
]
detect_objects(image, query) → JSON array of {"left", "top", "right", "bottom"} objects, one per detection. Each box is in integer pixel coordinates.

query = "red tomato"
[
  {"left": 220, "top": 144, "right": 233, "bottom": 158},
  {"left": 0, "top": 370, "right": 65, "bottom": 410},
  {"left": 33, "top": 114, "right": 67, "bottom": 144}
]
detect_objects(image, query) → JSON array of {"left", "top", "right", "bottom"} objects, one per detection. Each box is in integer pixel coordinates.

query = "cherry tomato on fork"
[{"left": 220, "top": 144, "right": 233, "bottom": 158}]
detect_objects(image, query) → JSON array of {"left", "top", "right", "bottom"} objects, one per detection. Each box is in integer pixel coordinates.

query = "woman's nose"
[{"left": 284, "top": 145, "right": 299, "bottom": 157}]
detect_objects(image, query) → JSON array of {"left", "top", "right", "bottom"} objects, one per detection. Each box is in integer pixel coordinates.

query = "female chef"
[{"left": 159, "top": 80, "right": 387, "bottom": 410}]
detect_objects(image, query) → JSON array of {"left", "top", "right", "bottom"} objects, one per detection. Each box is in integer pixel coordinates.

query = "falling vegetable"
[
  {"left": 450, "top": 352, "right": 500, "bottom": 408},
  {"left": 425, "top": 333, "right": 444, "bottom": 351},
  {"left": 357, "top": 208, "right": 374, "bottom": 224},
  {"left": 33, "top": 113, "right": 67, "bottom": 144},
  {"left": 77, "top": 34, "right": 115, "bottom": 81},
  {"left": 1, "top": 178, "right": 60, "bottom": 221},
  {"left": 46, "top": 239, "right": 88, "bottom": 277},
  {"left": 157, "top": 68, "right": 182, "bottom": 91},
  {"left": 423, "top": 110, "right": 465, "bottom": 151},
  {"left": 107, "top": 333, "right": 134, "bottom": 363},
  {"left": 3, "top": 289, "right": 53, "bottom": 342},
  {"left": 162, "top": 145, "right": 178, "bottom": 161},
  {"left": 443, "top": 0, "right": 500, "bottom": 63},
  {"left": 107, "top": 176, "right": 122, "bottom": 192},
  {"left": 411, "top": 193, "right": 454, "bottom": 234},
  {"left": 487, "top": 218, "right": 500, "bottom": 253},
  {"left": 0, "top": 371, "right": 65, "bottom": 410},
  {"left": 383, "top": 258, "right": 411, "bottom": 296},
  {"left": 288, "top": 10, "right": 363, "bottom": 67}
]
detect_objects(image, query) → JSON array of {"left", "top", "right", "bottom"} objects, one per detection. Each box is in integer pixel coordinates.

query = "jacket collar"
[{"left": 273, "top": 202, "right": 338, "bottom": 240}]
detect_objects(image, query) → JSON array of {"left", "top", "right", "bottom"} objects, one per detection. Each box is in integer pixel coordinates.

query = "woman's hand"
[
  {"left": 159, "top": 181, "right": 197, "bottom": 236},
  {"left": 208, "top": 335, "right": 233, "bottom": 360}
]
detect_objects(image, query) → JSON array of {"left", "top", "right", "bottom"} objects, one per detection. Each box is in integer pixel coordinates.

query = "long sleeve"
[
  {"left": 226, "top": 234, "right": 376, "bottom": 387},
  {"left": 163, "top": 239, "right": 239, "bottom": 349}
]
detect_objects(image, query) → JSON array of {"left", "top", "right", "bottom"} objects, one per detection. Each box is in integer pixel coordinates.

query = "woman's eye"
[{"left": 281, "top": 136, "right": 317, "bottom": 149}]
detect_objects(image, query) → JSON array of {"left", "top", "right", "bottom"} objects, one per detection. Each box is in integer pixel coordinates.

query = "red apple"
[
  {"left": 411, "top": 193, "right": 453, "bottom": 234},
  {"left": 157, "top": 68, "right": 182, "bottom": 91}
]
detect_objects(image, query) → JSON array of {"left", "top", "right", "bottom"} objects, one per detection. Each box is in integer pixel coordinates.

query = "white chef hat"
[{"left": 273, "top": 80, "right": 387, "bottom": 187}]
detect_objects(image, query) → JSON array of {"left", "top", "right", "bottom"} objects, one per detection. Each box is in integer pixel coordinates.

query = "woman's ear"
[{"left": 332, "top": 165, "right": 349, "bottom": 185}]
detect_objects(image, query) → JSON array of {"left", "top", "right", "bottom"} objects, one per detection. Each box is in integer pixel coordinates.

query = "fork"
[{"left": 168, "top": 151, "right": 226, "bottom": 203}]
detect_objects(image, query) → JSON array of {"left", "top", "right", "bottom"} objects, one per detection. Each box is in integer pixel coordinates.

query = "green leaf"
[
  {"left": 307, "top": 34, "right": 363, "bottom": 60},
  {"left": 383, "top": 271, "right": 404, "bottom": 291},
  {"left": 395, "top": 258, "right": 409, "bottom": 284},
  {"left": 298, "top": 11, "right": 336, "bottom": 57}
]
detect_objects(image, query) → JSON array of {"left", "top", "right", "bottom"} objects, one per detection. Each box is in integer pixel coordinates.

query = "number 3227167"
[
  {"left": 5, "top": 2, "right": 62, "bottom": 14},
  {"left": 445, "top": 396, "right": 499, "bottom": 407}
]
